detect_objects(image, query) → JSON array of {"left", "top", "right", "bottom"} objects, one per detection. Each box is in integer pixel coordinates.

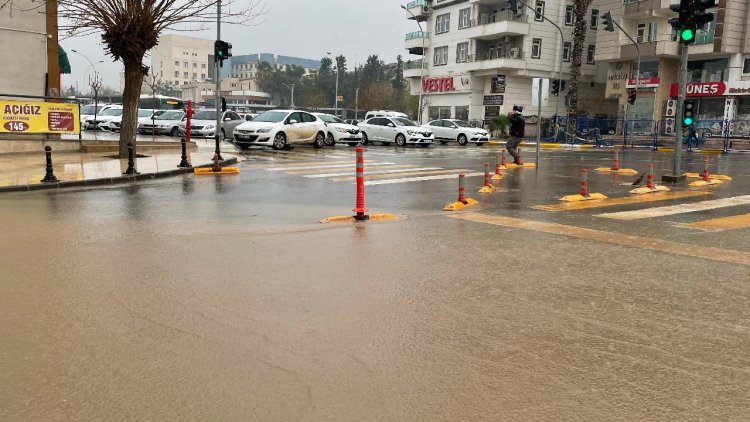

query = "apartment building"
[
  {"left": 229, "top": 54, "right": 320, "bottom": 80},
  {"left": 596, "top": 0, "right": 750, "bottom": 134},
  {"left": 149, "top": 34, "right": 214, "bottom": 87},
  {"left": 403, "top": 0, "right": 612, "bottom": 124}
]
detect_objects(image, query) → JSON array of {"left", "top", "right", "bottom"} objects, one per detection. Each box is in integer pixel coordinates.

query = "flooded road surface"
[{"left": 1, "top": 148, "right": 750, "bottom": 420}]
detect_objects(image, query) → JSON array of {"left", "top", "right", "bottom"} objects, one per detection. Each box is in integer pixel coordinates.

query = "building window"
[
  {"left": 183, "top": 71, "right": 188, "bottom": 77},
  {"left": 429, "top": 106, "right": 452, "bottom": 120},
  {"left": 534, "top": 1, "right": 545, "bottom": 22},
  {"left": 648, "top": 22, "right": 658, "bottom": 42},
  {"left": 458, "top": 8, "right": 470, "bottom": 29},
  {"left": 531, "top": 38, "right": 542, "bottom": 59},
  {"left": 456, "top": 42, "right": 469, "bottom": 62},
  {"left": 743, "top": 58, "right": 750, "bottom": 74},
  {"left": 590, "top": 9, "right": 598, "bottom": 29},
  {"left": 174, "top": 71, "right": 179, "bottom": 77},
  {"left": 434, "top": 46, "right": 449, "bottom": 65},
  {"left": 636, "top": 23, "right": 646, "bottom": 43},
  {"left": 565, "top": 5, "right": 574, "bottom": 26},
  {"left": 202, "top": 63, "right": 206, "bottom": 69},
  {"left": 436, "top": 13, "right": 451, "bottom": 34},
  {"left": 637, "top": 22, "right": 658, "bottom": 43},
  {"left": 192, "top": 73, "right": 197, "bottom": 78},
  {"left": 201, "top": 73, "right": 206, "bottom": 79},
  {"left": 174, "top": 60, "right": 180, "bottom": 66},
  {"left": 184, "top": 61, "right": 188, "bottom": 67},
  {"left": 563, "top": 42, "right": 572, "bottom": 62},
  {"left": 586, "top": 45, "right": 595, "bottom": 64},
  {"left": 160, "top": 61, "right": 163, "bottom": 68},
  {"left": 159, "top": 71, "right": 163, "bottom": 77},
  {"left": 193, "top": 63, "right": 197, "bottom": 68}
]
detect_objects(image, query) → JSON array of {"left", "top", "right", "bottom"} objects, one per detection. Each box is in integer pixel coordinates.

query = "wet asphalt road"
[{"left": 1, "top": 144, "right": 749, "bottom": 421}]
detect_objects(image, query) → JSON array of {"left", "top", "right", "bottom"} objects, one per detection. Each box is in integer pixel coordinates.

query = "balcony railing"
[
  {"left": 469, "top": 48, "right": 524, "bottom": 61},
  {"left": 405, "top": 31, "right": 430, "bottom": 40},
  {"left": 469, "top": 10, "right": 528, "bottom": 27},
  {"left": 406, "top": 0, "right": 427, "bottom": 8},
  {"left": 404, "top": 60, "right": 428, "bottom": 70},
  {"left": 695, "top": 29, "right": 715, "bottom": 45}
]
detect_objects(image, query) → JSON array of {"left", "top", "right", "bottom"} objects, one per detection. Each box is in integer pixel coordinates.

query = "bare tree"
[
  {"left": 52, "top": 0, "right": 266, "bottom": 157},
  {"left": 568, "top": 0, "right": 592, "bottom": 115},
  {"left": 88, "top": 72, "right": 103, "bottom": 132}
]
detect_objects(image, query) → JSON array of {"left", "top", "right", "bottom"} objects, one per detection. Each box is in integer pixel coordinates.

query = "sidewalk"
[{"left": 0, "top": 141, "right": 239, "bottom": 192}]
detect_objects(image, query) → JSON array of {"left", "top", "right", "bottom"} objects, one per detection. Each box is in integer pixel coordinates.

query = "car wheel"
[
  {"left": 272, "top": 133, "right": 287, "bottom": 150},
  {"left": 313, "top": 131, "right": 325, "bottom": 148},
  {"left": 457, "top": 134, "right": 468, "bottom": 146},
  {"left": 170, "top": 127, "right": 179, "bottom": 137},
  {"left": 361, "top": 132, "right": 369, "bottom": 145},
  {"left": 325, "top": 132, "right": 336, "bottom": 147},
  {"left": 395, "top": 134, "right": 407, "bottom": 147}
]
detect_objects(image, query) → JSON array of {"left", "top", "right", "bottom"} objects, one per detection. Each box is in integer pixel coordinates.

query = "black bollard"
[
  {"left": 214, "top": 133, "right": 223, "bottom": 162},
  {"left": 40, "top": 145, "right": 59, "bottom": 183},
  {"left": 177, "top": 137, "right": 191, "bottom": 168},
  {"left": 123, "top": 142, "right": 139, "bottom": 175}
]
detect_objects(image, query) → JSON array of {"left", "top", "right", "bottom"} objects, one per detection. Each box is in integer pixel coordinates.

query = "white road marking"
[
  {"left": 303, "top": 167, "right": 441, "bottom": 178},
  {"left": 364, "top": 172, "right": 484, "bottom": 185},
  {"left": 265, "top": 162, "right": 395, "bottom": 171},
  {"left": 596, "top": 195, "right": 750, "bottom": 220}
]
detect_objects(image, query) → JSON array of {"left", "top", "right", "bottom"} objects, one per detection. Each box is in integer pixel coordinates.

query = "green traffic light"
[
  {"left": 683, "top": 117, "right": 693, "bottom": 125},
  {"left": 681, "top": 29, "right": 695, "bottom": 42}
]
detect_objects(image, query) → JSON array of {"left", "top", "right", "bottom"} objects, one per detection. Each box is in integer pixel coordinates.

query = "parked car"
[
  {"left": 86, "top": 105, "right": 123, "bottom": 130},
  {"left": 313, "top": 113, "right": 363, "bottom": 146},
  {"left": 232, "top": 109, "right": 327, "bottom": 150},
  {"left": 138, "top": 110, "right": 186, "bottom": 136},
  {"left": 357, "top": 116, "right": 434, "bottom": 147},
  {"left": 109, "top": 109, "right": 166, "bottom": 132},
  {"left": 364, "top": 110, "right": 409, "bottom": 121},
  {"left": 424, "top": 119, "right": 489, "bottom": 146},
  {"left": 178, "top": 109, "right": 244, "bottom": 140},
  {"left": 345, "top": 119, "right": 361, "bottom": 126},
  {"left": 80, "top": 103, "right": 116, "bottom": 130},
  {"left": 238, "top": 113, "right": 259, "bottom": 122}
]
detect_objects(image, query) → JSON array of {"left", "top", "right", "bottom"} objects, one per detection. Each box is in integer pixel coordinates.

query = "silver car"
[
  {"left": 178, "top": 109, "right": 244, "bottom": 140},
  {"left": 424, "top": 119, "right": 489, "bottom": 146},
  {"left": 138, "top": 110, "right": 186, "bottom": 136}
]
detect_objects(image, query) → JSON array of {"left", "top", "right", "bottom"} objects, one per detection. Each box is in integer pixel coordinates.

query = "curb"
[{"left": 0, "top": 157, "right": 238, "bottom": 193}]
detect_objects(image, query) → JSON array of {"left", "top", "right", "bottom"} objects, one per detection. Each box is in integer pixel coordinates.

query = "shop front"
[{"left": 415, "top": 74, "right": 472, "bottom": 123}]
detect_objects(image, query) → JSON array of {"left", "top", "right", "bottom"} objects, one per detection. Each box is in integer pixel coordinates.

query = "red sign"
[
  {"left": 670, "top": 81, "right": 726, "bottom": 97},
  {"left": 627, "top": 77, "right": 660, "bottom": 87},
  {"left": 422, "top": 77, "right": 454, "bottom": 93},
  {"left": 3, "top": 121, "right": 29, "bottom": 132}
]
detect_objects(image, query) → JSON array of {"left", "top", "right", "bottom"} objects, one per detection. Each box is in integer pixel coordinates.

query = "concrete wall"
[{"left": 0, "top": 0, "right": 49, "bottom": 96}]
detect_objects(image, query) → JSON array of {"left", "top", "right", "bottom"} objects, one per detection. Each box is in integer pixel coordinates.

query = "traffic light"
[
  {"left": 683, "top": 99, "right": 695, "bottom": 126},
  {"left": 627, "top": 89, "right": 637, "bottom": 105},
  {"left": 668, "top": 0, "right": 715, "bottom": 45},
  {"left": 214, "top": 40, "right": 233, "bottom": 66},
  {"left": 602, "top": 11, "right": 615, "bottom": 32},
  {"left": 509, "top": 0, "right": 518, "bottom": 14},
  {"left": 221, "top": 97, "right": 227, "bottom": 112},
  {"left": 551, "top": 79, "right": 560, "bottom": 95},
  {"left": 694, "top": 0, "right": 716, "bottom": 29}
]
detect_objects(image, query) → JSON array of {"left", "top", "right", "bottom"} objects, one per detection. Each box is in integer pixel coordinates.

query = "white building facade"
[
  {"left": 403, "top": 0, "right": 612, "bottom": 125},
  {"left": 149, "top": 34, "right": 214, "bottom": 87}
]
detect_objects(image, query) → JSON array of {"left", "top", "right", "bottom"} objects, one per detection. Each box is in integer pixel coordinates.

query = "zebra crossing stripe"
[
  {"left": 265, "top": 162, "right": 395, "bottom": 171},
  {"left": 303, "top": 167, "right": 440, "bottom": 178},
  {"left": 596, "top": 195, "right": 750, "bottom": 220},
  {"left": 364, "top": 172, "right": 484, "bottom": 186}
]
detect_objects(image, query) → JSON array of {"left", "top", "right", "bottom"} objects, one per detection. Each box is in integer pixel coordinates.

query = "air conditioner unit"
[
  {"left": 422, "top": 5, "right": 430, "bottom": 13},
  {"left": 664, "top": 99, "right": 677, "bottom": 117},
  {"left": 663, "top": 118, "right": 675, "bottom": 135}
]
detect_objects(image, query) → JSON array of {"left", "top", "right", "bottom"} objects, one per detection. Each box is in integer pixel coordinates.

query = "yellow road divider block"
[
  {"left": 491, "top": 173, "right": 503, "bottom": 181},
  {"left": 443, "top": 198, "right": 479, "bottom": 211},
  {"left": 319, "top": 213, "right": 399, "bottom": 224},
  {"left": 194, "top": 167, "right": 240, "bottom": 175},
  {"left": 478, "top": 185, "right": 496, "bottom": 193},
  {"left": 594, "top": 167, "right": 639, "bottom": 175},
  {"left": 505, "top": 163, "right": 536, "bottom": 168},
  {"left": 685, "top": 172, "right": 732, "bottom": 181},
  {"left": 630, "top": 185, "right": 670, "bottom": 195},
  {"left": 689, "top": 179, "right": 723, "bottom": 187},
  {"left": 559, "top": 193, "right": 608, "bottom": 202}
]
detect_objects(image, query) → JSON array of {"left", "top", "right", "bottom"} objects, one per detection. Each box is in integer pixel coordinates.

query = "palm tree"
[{"left": 568, "top": 0, "right": 593, "bottom": 115}]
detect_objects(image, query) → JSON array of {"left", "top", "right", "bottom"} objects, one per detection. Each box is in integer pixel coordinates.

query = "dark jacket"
[{"left": 509, "top": 112, "right": 525, "bottom": 138}]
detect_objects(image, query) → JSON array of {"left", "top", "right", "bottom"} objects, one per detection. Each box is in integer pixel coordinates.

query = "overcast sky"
[{"left": 61, "top": 0, "right": 417, "bottom": 91}]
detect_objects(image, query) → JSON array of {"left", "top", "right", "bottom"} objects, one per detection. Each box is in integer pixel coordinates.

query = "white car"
[
  {"left": 109, "top": 109, "right": 166, "bottom": 132},
  {"left": 364, "top": 110, "right": 409, "bottom": 121},
  {"left": 313, "top": 113, "right": 362, "bottom": 147},
  {"left": 80, "top": 103, "right": 115, "bottom": 130},
  {"left": 177, "top": 109, "right": 244, "bottom": 140},
  {"left": 357, "top": 116, "right": 434, "bottom": 147},
  {"left": 86, "top": 105, "right": 123, "bottom": 130},
  {"left": 138, "top": 110, "right": 186, "bottom": 136},
  {"left": 232, "top": 109, "right": 327, "bottom": 150},
  {"left": 424, "top": 119, "right": 489, "bottom": 146}
]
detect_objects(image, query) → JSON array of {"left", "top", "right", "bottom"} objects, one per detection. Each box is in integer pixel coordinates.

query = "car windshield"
[
  {"left": 317, "top": 114, "right": 345, "bottom": 124},
  {"left": 138, "top": 110, "right": 153, "bottom": 118},
  {"left": 253, "top": 111, "right": 289, "bottom": 123},
  {"left": 393, "top": 117, "right": 418, "bottom": 127},
  {"left": 81, "top": 105, "right": 103, "bottom": 114},
  {"left": 452, "top": 120, "right": 472, "bottom": 128},
  {"left": 157, "top": 111, "right": 184, "bottom": 120},
  {"left": 100, "top": 108, "right": 123, "bottom": 116},
  {"left": 191, "top": 110, "right": 216, "bottom": 120}
]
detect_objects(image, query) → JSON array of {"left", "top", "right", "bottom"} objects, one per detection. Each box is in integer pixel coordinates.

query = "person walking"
[{"left": 507, "top": 105, "right": 525, "bottom": 164}]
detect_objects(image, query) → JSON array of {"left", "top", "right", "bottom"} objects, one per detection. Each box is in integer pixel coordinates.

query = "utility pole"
[
  {"left": 214, "top": 0, "right": 223, "bottom": 160},
  {"left": 355, "top": 87, "right": 360, "bottom": 120},
  {"left": 282, "top": 83, "right": 295, "bottom": 107}
]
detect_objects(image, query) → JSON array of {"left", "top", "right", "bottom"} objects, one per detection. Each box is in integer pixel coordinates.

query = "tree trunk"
[
  {"left": 568, "top": 0, "right": 592, "bottom": 115},
  {"left": 119, "top": 60, "right": 145, "bottom": 158}
]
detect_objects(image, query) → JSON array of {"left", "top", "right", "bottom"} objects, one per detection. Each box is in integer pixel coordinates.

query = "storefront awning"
[{"left": 58, "top": 46, "right": 71, "bottom": 74}]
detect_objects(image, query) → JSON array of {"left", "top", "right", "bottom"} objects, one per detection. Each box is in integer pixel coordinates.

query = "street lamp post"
[
  {"left": 326, "top": 52, "right": 340, "bottom": 115},
  {"left": 282, "top": 83, "right": 295, "bottom": 107},
  {"left": 609, "top": 19, "right": 640, "bottom": 149},
  {"left": 401, "top": 5, "right": 426, "bottom": 124}
]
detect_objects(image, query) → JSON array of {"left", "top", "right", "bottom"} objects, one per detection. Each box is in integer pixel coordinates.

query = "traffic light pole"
[
  {"left": 214, "top": 0, "right": 223, "bottom": 160},
  {"left": 611, "top": 20, "right": 640, "bottom": 149},
  {"left": 664, "top": 43, "right": 689, "bottom": 182}
]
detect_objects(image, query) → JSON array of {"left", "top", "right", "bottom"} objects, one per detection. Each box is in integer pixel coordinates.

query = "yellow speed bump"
[
  {"left": 504, "top": 162, "right": 536, "bottom": 168},
  {"left": 594, "top": 167, "right": 639, "bottom": 175},
  {"left": 478, "top": 185, "right": 496, "bottom": 193},
  {"left": 194, "top": 167, "right": 240, "bottom": 175},
  {"left": 444, "top": 198, "right": 478, "bottom": 211},
  {"left": 630, "top": 185, "right": 671, "bottom": 194},
  {"left": 689, "top": 179, "right": 723, "bottom": 187},
  {"left": 686, "top": 172, "right": 732, "bottom": 181},
  {"left": 559, "top": 193, "right": 608, "bottom": 202},
  {"left": 320, "top": 213, "right": 398, "bottom": 224}
]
